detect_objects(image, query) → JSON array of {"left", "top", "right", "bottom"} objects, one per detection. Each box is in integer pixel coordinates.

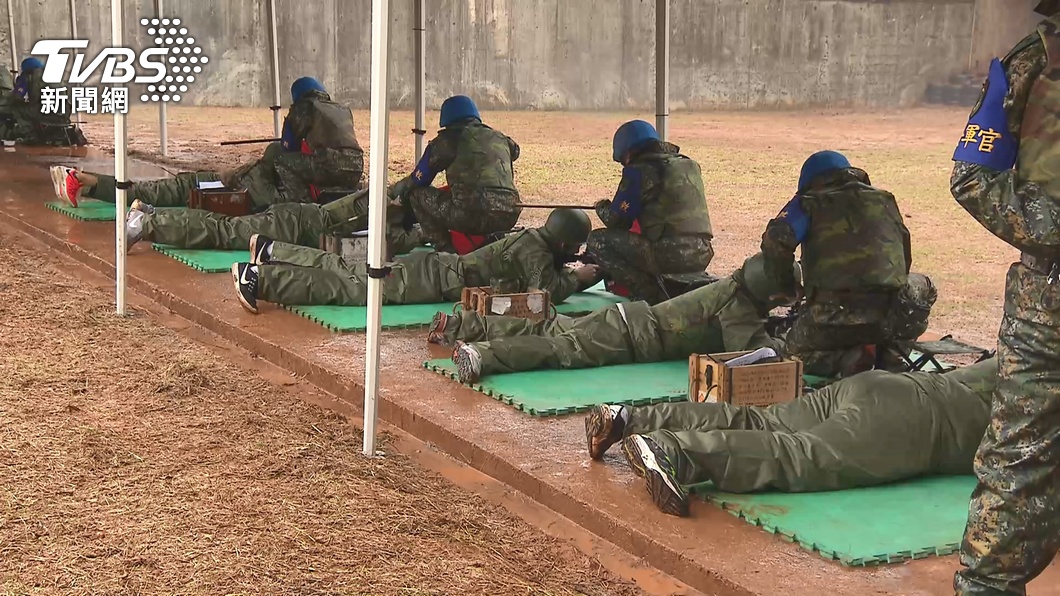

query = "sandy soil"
[
  {"left": 77, "top": 105, "right": 1015, "bottom": 348},
  {"left": 0, "top": 228, "right": 641, "bottom": 595}
]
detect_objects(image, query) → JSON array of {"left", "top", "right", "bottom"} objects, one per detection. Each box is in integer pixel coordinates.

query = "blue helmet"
[
  {"left": 797, "top": 150, "right": 851, "bottom": 192},
  {"left": 21, "top": 57, "right": 44, "bottom": 72},
  {"left": 290, "top": 76, "right": 326, "bottom": 102},
  {"left": 439, "top": 95, "right": 481, "bottom": 127},
  {"left": 612, "top": 120, "right": 660, "bottom": 162}
]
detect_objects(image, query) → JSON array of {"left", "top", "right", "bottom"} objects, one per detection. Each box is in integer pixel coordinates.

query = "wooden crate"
[
  {"left": 187, "top": 187, "right": 251, "bottom": 216},
  {"left": 688, "top": 351, "right": 803, "bottom": 407},
  {"left": 459, "top": 287, "right": 551, "bottom": 320}
]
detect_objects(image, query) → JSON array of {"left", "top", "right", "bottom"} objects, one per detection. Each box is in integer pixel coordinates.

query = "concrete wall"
[{"left": 0, "top": 0, "right": 1039, "bottom": 110}]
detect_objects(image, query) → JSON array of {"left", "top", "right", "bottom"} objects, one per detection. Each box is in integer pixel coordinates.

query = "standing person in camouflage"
[
  {"left": 229, "top": 209, "right": 600, "bottom": 313},
  {"left": 8, "top": 57, "right": 86, "bottom": 146},
  {"left": 446, "top": 252, "right": 793, "bottom": 384},
  {"left": 761, "top": 150, "right": 912, "bottom": 378},
  {"left": 48, "top": 77, "right": 360, "bottom": 210},
  {"left": 585, "top": 359, "right": 998, "bottom": 517},
  {"left": 122, "top": 189, "right": 422, "bottom": 255},
  {"left": 389, "top": 95, "right": 522, "bottom": 252},
  {"left": 0, "top": 66, "right": 14, "bottom": 140},
  {"left": 951, "top": 3, "right": 1060, "bottom": 594},
  {"left": 587, "top": 120, "right": 714, "bottom": 305}
]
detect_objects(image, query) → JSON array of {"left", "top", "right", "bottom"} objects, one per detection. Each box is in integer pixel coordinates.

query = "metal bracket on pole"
[
  {"left": 156, "top": 0, "right": 168, "bottom": 156},
  {"left": 266, "top": 0, "right": 283, "bottom": 138},
  {"left": 655, "top": 0, "right": 670, "bottom": 142},
  {"left": 413, "top": 0, "right": 426, "bottom": 160}
]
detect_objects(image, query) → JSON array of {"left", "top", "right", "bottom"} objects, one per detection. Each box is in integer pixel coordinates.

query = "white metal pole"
[
  {"left": 266, "top": 0, "right": 282, "bottom": 138},
  {"left": 69, "top": 0, "right": 81, "bottom": 126},
  {"left": 655, "top": 0, "right": 670, "bottom": 142},
  {"left": 156, "top": 0, "right": 167, "bottom": 155},
  {"left": 362, "top": 0, "right": 392, "bottom": 456},
  {"left": 112, "top": 0, "right": 128, "bottom": 315},
  {"left": 413, "top": 0, "right": 425, "bottom": 160},
  {"left": 6, "top": 0, "right": 16, "bottom": 73}
]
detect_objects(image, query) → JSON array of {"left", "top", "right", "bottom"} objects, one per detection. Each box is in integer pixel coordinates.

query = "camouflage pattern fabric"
[
  {"left": 406, "top": 185, "right": 520, "bottom": 252},
  {"left": 273, "top": 148, "right": 364, "bottom": 203},
  {"left": 951, "top": 16, "right": 1060, "bottom": 596},
  {"left": 0, "top": 67, "right": 13, "bottom": 139},
  {"left": 624, "top": 359, "right": 997, "bottom": 493},
  {"left": 7, "top": 68, "right": 85, "bottom": 146},
  {"left": 586, "top": 228, "right": 713, "bottom": 305},
  {"left": 86, "top": 172, "right": 222, "bottom": 208},
  {"left": 460, "top": 274, "right": 782, "bottom": 378},
  {"left": 457, "top": 229, "right": 581, "bottom": 303}
]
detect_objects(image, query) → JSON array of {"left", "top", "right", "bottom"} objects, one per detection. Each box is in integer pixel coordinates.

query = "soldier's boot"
[
  {"left": 452, "top": 341, "right": 482, "bottom": 384},
  {"left": 231, "top": 263, "right": 260, "bottom": 314},
  {"left": 249, "top": 234, "right": 274, "bottom": 265},
  {"left": 427, "top": 312, "right": 454, "bottom": 345},
  {"left": 584, "top": 404, "right": 628, "bottom": 460},
  {"left": 621, "top": 434, "right": 689, "bottom": 517},
  {"left": 130, "top": 199, "right": 154, "bottom": 215}
]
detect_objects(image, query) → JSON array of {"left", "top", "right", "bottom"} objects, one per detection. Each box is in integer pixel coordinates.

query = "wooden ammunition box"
[
  {"left": 319, "top": 233, "right": 394, "bottom": 265},
  {"left": 459, "top": 287, "right": 552, "bottom": 320},
  {"left": 188, "top": 187, "right": 251, "bottom": 216},
  {"left": 688, "top": 351, "right": 803, "bottom": 407}
]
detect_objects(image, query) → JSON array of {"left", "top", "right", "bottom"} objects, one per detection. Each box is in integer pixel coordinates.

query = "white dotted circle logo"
[{"left": 138, "top": 17, "right": 206, "bottom": 104}]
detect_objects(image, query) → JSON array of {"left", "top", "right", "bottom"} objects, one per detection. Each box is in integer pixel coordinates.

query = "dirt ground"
[
  {"left": 79, "top": 104, "right": 1014, "bottom": 348},
  {"left": 0, "top": 228, "right": 642, "bottom": 595}
]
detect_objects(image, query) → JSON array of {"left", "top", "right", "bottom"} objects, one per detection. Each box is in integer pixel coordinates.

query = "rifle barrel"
[
  {"left": 515, "top": 203, "right": 594, "bottom": 210},
  {"left": 219, "top": 137, "right": 282, "bottom": 146}
]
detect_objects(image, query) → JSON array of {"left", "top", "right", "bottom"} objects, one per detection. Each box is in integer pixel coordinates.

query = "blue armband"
[
  {"left": 952, "top": 58, "right": 1018, "bottom": 171},
  {"left": 411, "top": 146, "right": 440, "bottom": 186},
  {"left": 610, "top": 166, "right": 644, "bottom": 220},
  {"left": 280, "top": 120, "right": 300, "bottom": 152},
  {"left": 776, "top": 195, "right": 809, "bottom": 245}
]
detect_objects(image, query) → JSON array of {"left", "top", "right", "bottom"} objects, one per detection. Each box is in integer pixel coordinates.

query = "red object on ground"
[
  {"left": 450, "top": 230, "right": 488, "bottom": 255},
  {"left": 606, "top": 279, "right": 631, "bottom": 298}
]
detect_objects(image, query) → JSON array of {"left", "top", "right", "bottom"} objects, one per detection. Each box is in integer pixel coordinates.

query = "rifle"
[
  {"left": 219, "top": 137, "right": 282, "bottom": 146},
  {"left": 515, "top": 203, "right": 596, "bottom": 210}
]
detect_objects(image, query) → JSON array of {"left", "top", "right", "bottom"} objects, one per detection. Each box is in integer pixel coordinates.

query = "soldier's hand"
[
  {"left": 574, "top": 264, "right": 602, "bottom": 287},
  {"left": 593, "top": 199, "right": 610, "bottom": 211}
]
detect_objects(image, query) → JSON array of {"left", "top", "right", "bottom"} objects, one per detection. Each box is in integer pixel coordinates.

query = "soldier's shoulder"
[{"left": 1003, "top": 29, "right": 1046, "bottom": 69}]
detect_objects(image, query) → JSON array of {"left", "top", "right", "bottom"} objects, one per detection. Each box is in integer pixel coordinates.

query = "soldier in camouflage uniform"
[
  {"left": 230, "top": 208, "right": 600, "bottom": 313},
  {"left": 0, "top": 66, "right": 14, "bottom": 140},
  {"left": 390, "top": 95, "right": 522, "bottom": 252},
  {"left": 585, "top": 358, "right": 998, "bottom": 517},
  {"left": 49, "top": 77, "right": 360, "bottom": 210},
  {"left": 8, "top": 57, "right": 87, "bottom": 146},
  {"left": 587, "top": 120, "right": 714, "bottom": 306},
  {"left": 951, "top": 3, "right": 1060, "bottom": 594},
  {"left": 447, "top": 252, "right": 788, "bottom": 383},
  {"left": 761, "top": 150, "right": 912, "bottom": 378}
]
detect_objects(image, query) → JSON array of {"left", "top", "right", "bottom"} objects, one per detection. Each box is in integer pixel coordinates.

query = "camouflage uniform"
[
  {"left": 589, "top": 142, "right": 714, "bottom": 305},
  {"left": 141, "top": 190, "right": 422, "bottom": 253},
  {"left": 256, "top": 228, "right": 579, "bottom": 307},
  {"left": 0, "top": 67, "right": 14, "bottom": 139},
  {"left": 392, "top": 120, "right": 522, "bottom": 251},
  {"left": 952, "top": 17, "right": 1060, "bottom": 596},
  {"left": 272, "top": 89, "right": 365, "bottom": 201},
  {"left": 762, "top": 168, "right": 912, "bottom": 377},
  {"left": 8, "top": 68, "right": 86, "bottom": 146},
  {"left": 449, "top": 265, "right": 780, "bottom": 378},
  {"left": 623, "top": 359, "right": 996, "bottom": 493}
]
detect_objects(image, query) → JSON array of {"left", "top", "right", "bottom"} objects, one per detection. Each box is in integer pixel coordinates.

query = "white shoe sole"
[
  {"left": 50, "top": 166, "right": 70, "bottom": 204},
  {"left": 231, "top": 264, "right": 259, "bottom": 314}
]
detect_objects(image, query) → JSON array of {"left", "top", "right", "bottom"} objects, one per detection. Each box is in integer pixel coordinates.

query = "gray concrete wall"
[{"left": 0, "top": 0, "right": 1033, "bottom": 110}]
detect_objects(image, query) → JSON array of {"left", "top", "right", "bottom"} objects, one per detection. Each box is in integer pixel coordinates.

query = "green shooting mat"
[
  {"left": 690, "top": 475, "right": 977, "bottom": 566},
  {"left": 152, "top": 245, "right": 248, "bottom": 273},
  {"left": 45, "top": 199, "right": 118, "bottom": 221}
]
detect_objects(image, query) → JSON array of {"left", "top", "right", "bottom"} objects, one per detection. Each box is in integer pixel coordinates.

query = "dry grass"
[
  {"left": 0, "top": 230, "right": 641, "bottom": 595},
  {"left": 79, "top": 105, "right": 1016, "bottom": 347}
]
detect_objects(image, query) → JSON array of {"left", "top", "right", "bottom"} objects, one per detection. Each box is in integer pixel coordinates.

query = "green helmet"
[
  {"left": 740, "top": 252, "right": 803, "bottom": 309},
  {"left": 1036, "top": 0, "right": 1060, "bottom": 15},
  {"left": 542, "top": 208, "right": 592, "bottom": 247}
]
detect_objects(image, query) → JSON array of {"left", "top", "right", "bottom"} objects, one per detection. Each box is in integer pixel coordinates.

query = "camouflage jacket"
[
  {"left": 762, "top": 168, "right": 911, "bottom": 296},
  {"left": 283, "top": 89, "right": 362, "bottom": 153},
  {"left": 457, "top": 229, "right": 579, "bottom": 302},
  {"left": 951, "top": 15, "right": 1060, "bottom": 259},
  {"left": 596, "top": 142, "right": 713, "bottom": 242}
]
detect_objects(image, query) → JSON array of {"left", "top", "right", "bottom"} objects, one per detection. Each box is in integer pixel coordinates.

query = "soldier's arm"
[
  {"left": 760, "top": 195, "right": 807, "bottom": 294},
  {"left": 951, "top": 38, "right": 1060, "bottom": 252},
  {"left": 597, "top": 165, "right": 649, "bottom": 229},
  {"left": 523, "top": 250, "right": 580, "bottom": 303},
  {"left": 507, "top": 136, "right": 521, "bottom": 162},
  {"left": 391, "top": 132, "right": 459, "bottom": 197}
]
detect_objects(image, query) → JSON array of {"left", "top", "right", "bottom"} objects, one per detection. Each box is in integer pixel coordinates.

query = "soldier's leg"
[
  {"left": 445, "top": 310, "right": 577, "bottom": 344},
  {"left": 956, "top": 266, "right": 1060, "bottom": 596},
  {"left": 320, "top": 190, "right": 370, "bottom": 225},
  {"left": 786, "top": 299, "right": 893, "bottom": 377},
  {"left": 586, "top": 228, "right": 668, "bottom": 305},
  {"left": 652, "top": 235, "right": 715, "bottom": 275},
  {"left": 406, "top": 186, "right": 456, "bottom": 250},
  {"left": 626, "top": 394, "right": 832, "bottom": 436},
  {"left": 143, "top": 204, "right": 324, "bottom": 249},
  {"left": 257, "top": 265, "right": 369, "bottom": 306},
  {"left": 236, "top": 159, "right": 287, "bottom": 208},
  {"left": 274, "top": 148, "right": 364, "bottom": 192},
  {"left": 84, "top": 171, "right": 219, "bottom": 207},
  {"left": 269, "top": 241, "right": 354, "bottom": 273}
]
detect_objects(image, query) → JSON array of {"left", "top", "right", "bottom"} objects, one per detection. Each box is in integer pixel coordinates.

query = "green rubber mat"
[
  {"left": 286, "top": 283, "right": 626, "bottom": 332},
  {"left": 424, "top": 359, "right": 690, "bottom": 416},
  {"left": 45, "top": 199, "right": 117, "bottom": 221},
  {"left": 691, "top": 475, "right": 977, "bottom": 566},
  {"left": 152, "top": 245, "right": 248, "bottom": 273}
]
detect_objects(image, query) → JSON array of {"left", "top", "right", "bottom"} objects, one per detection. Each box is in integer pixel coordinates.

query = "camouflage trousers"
[
  {"left": 406, "top": 186, "right": 521, "bottom": 252},
  {"left": 955, "top": 264, "right": 1060, "bottom": 596},
  {"left": 87, "top": 158, "right": 286, "bottom": 210},
  {"left": 785, "top": 291, "right": 896, "bottom": 378},
  {"left": 256, "top": 246, "right": 463, "bottom": 307},
  {"left": 6, "top": 104, "right": 86, "bottom": 146},
  {"left": 586, "top": 229, "right": 714, "bottom": 305},
  {"left": 141, "top": 191, "right": 422, "bottom": 252},
  {"left": 273, "top": 147, "right": 364, "bottom": 203}
]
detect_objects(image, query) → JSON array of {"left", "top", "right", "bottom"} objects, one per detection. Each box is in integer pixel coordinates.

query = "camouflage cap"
[{"left": 741, "top": 252, "right": 803, "bottom": 308}]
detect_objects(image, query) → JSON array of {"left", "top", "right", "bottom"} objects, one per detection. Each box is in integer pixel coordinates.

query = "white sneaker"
[
  {"left": 453, "top": 341, "right": 482, "bottom": 384},
  {"left": 125, "top": 209, "right": 146, "bottom": 252},
  {"left": 50, "top": 166, "right": 73, "bottom": 204}
]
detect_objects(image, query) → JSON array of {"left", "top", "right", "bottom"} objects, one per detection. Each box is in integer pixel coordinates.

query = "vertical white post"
[
  {"left": 655, "top": 0, "right": 670, "bottom": 142},
  {"left": 156, "top": 0, "right": 167, "bottom": 156},
  {"left": 69, "top": 0, "right": 81, "bottom": 126},
  {"left": 266, "top": 0, "right": 282, "bottom": 138},
  {"left": 6, "top": 0, "right": 16, "bottom": 73},
  {"left": 112, "top": 0, "right": 128, "bottom": 315},
  {"left": 413, "top": 0, "right": 425, "bottom": 160},
  {"left": 362, "top": 0, "right": 392, "bottom": 456}
]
